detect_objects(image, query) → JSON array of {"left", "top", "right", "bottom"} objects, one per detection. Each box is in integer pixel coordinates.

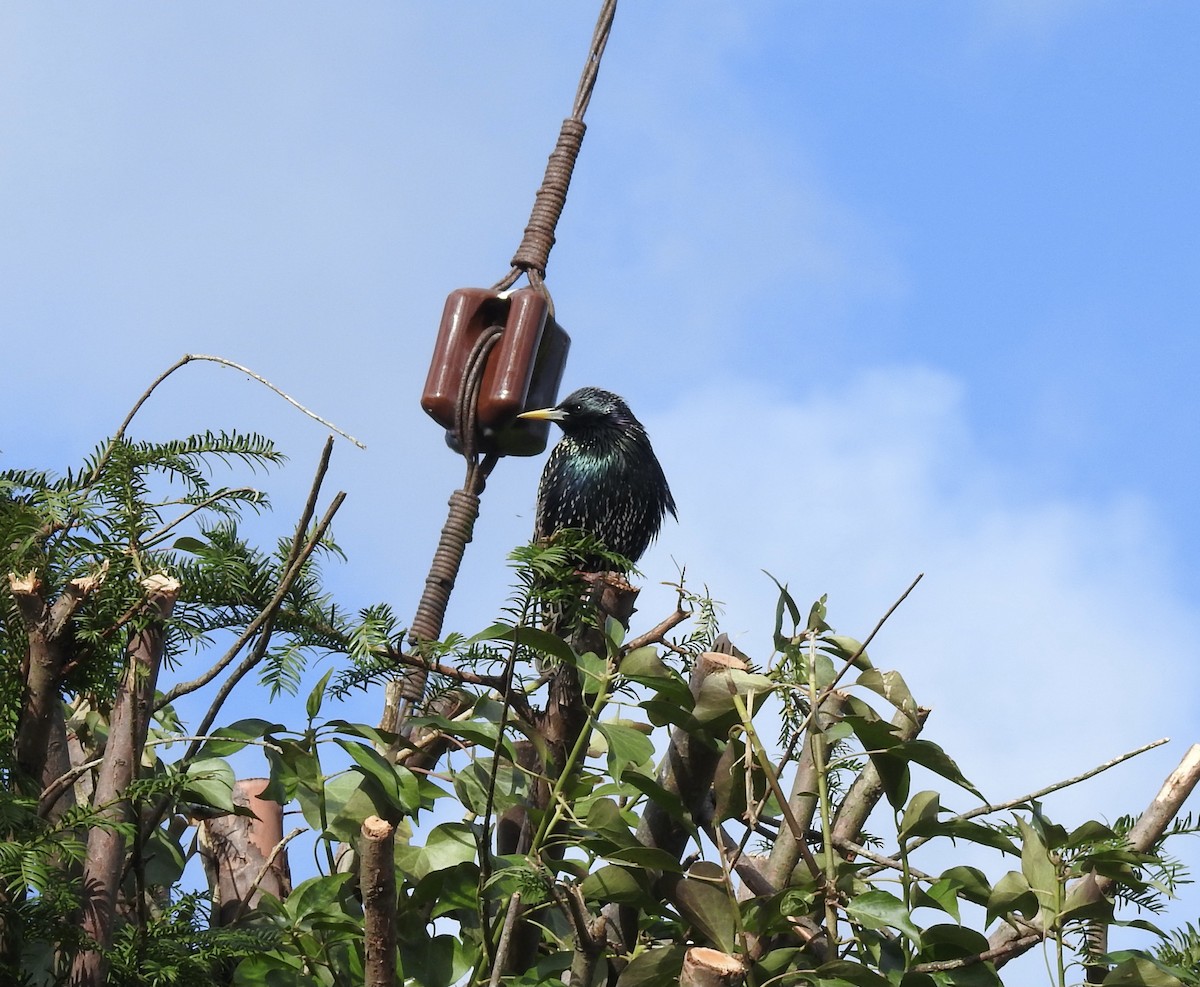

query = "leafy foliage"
[{"left": 2, "top": 413, "right": 1198, "bottom": 987}]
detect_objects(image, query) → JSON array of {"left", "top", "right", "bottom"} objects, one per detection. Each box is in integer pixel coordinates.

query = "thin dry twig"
[
  {"left": 489, "top": 892, "right": 523, "bottom": 987},
  {"left": 230, "top": 827, "right": 306, "bottom": 925},
  {"left": 784, "top": 572, "right": 924, "bottom": 771},
  {"left": 158, "top": 494, "right": 345, "bottom": 714},
  {"left": 185, "top": 493, "right": 346, "bottom": 749},
  {"left": 620, "top": 607, "right": 690, "bottom": 657},
  {"left": 896, "top": 737, "right": 1170, "bottom": 862},
  {"left": 87, "top": 354, "right": 363, "bottom": 491}
]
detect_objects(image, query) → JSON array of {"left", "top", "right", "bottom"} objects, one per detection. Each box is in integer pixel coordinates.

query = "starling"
[{"left": 519, "top": 387, "right": 676, "bottom": 571}]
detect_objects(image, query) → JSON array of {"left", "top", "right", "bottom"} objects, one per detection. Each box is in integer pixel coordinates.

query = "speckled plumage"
[{"left": 525, "top": 387, "right": 676, "bottom": 571}]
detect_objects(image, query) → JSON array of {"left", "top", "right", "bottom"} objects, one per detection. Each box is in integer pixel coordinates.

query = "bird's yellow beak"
[{"left": 517, "top": 406, "right": 565, "bottom": 422}]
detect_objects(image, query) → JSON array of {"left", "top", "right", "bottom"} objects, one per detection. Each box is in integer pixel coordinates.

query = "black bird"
[{"left": 519, "top": 387, "right": 676, "bottom": 571}]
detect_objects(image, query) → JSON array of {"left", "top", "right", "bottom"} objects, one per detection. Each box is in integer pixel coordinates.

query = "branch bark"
[
  {"left": 830, "top": 705, "right": 931, "bottom": 852},
  {"left": 920, "top": 743, "right": 1200, "bottom": 975},
  {"left": 360, "top": 815, "right": 398, "bottom": 987},
  {"left": 71, "top": 574, "right": 179, "bottom": 987},
  {"left": 9, "top": 566, "right": 106, "bottom": 792},
  {"left": 765, "top": 690, "right": 852, "bottom": 889},
  {"left": 680, "top": 947, "right": 746, "bottom": 987},
  {"left": 198, "top": 778, "right": 293, "bottom": 926}
]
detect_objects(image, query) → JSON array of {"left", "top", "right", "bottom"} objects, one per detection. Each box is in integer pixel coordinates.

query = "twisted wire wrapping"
[
  {"left": 496, "top": 0, "right": 617, "bottom": 296},
  {"left": 396, "top": 1, "right": 619, "bottom": 722},
  {"left": 399, "top": 328, "right": 502, "bottom": 707},
  {"left": 509, "top": 118, "right": 587, "bottom": 278}
]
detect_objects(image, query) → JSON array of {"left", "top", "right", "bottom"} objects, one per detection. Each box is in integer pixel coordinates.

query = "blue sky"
[{"left": 3, "top": 1, "right": 1199, "bottom": 974}]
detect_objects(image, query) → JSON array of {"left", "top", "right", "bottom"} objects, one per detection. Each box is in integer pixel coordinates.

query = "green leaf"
[
  {"left": 334, "top": 738, "right": 419, "bottom": 815},
  {"left": 285, "top": 873, "right": 356, "bottom": 921},
  {"left": 620, "top": 646, "right": 669, "bottom": 678},
  {"left": 576, "top": 649, "right": 610, "bottom": 692},
  {"left": 1017, "top": 815, "right": 1059, "bottom": 920},
  {"left": 580, "top": 864, "right": 652, "bottom": 906},
  {"left": 857, "top": 667, "right": 917, "bottom": 712},
  {"left": 596, "top": 721, "right": 654, "bottom": 783},
  {"left": 899, "top": 790, "right": 941, "bottom": 839},
  {"left": 986, "top": 870, "right": 1037, "bottom": 928},
  {"left": 306, "top": 668, "right": 335, "bottom": 721},
  {"left": 939, "top": 865, "right": 993, "bottom": 906},
  {"left": 622, "top": 770, "right": 692, "bottom": 827},
  {"left": 323, "top": 718, "right": 402, "bottom": 752},
  {"left": 891, "top": 739, "right": 982, "bottom": 800},
  {"left": 400, "top": 933, "right": 471, "bottom": 987},
  {"left": 847, "top": 889, "right": 923, "bottom": 946},
  {"left": 671, "top": 871, "right": 738, "bottom": 954},
  {"left": 943, "top": 819, "right": 1020, "bottom": 855},
  {"left": 693, "top": 669, "right": 773, "bottom": 724},
  {"left": 1066, "top": 819, "right": 1118, "bottom": 847},
  {"left": 623, "top": 648, "right": 695, "bottom": 710},
  {"left": 453, "top": 757, "right": 526, "bottom": 817},
  {"left": 915, "top": 878, "right": 961, "bottom": 922},
  {"left": 481, "top": 623, "right": 576, "bottom": 666},
  {"left": 196, "top": 718, "right": 284, "bottom": 758},
  {"left": 640, "top": 697, "right": 701, "bottom": 732},
  {"left": 614, "top": 944, "right": 687, "bottom": 987},
  {"left": 806, "top": 594, "right": 830, "bottom": 633},
  {"left": 872, "top": 753, "right": 911, "bottom": 810},
  {"left": 396, "top": 822, "right": 478, "bottom": 882},
  {"left": 916, "top": 924, "right": 991, "bottom": 961},
  {"left": 825, "top": 633, "right": 873, "bottom": 670},
  {"left": 765, "top": 572, "right": 802, "bottom": 649},
  {"left": 322, "top": 774, "right": 382, "bottom": 843},
  {"left": 182, "top": 758, "right": 237, "bottom": 814},
  {"left": 1027, "top": 800, "right": 1069, "bottom": 850},
  {"left": 1102, "top": 955, "right": 1187, "bottom": 986},
  {"left": 814, "top": 960, "right": 891, "bottom": 987},
  {"left": 601, "top": 845, "right": 686, "bottom": 872}
]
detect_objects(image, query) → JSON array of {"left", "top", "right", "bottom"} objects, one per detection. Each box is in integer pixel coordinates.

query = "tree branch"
[
  {"left": 360, "top": 816, "right": 398, "bottom": 987},
  {"left": 157, "top": 438, "right": 338, "bottom": 711},
  {"left": 71, "top": 575, "right": 180, "bottom": 987},
  {"left": 963, "top": 744, "right": 1200, "bottom": 972}
]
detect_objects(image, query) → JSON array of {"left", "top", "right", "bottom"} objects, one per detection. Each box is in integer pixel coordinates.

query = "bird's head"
[{"left": 517, "top": 387, "right": 639, "bottom": 437}]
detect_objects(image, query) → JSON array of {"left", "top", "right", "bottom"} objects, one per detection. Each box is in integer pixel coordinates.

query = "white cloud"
[
  {"left": 626, "top": 364, "right": 1200, "bottom": 970},
  {"left": 636, "top": 365, "right": 1198, "bottom": 811}
]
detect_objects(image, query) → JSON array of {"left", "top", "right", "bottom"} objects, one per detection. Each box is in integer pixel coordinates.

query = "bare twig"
[
  {"left": 705, "top": 822, "right": 776, "bottom": 897},
  {"left": 620, "top": 607, "right": 690, "bottom": 657},
  {"left": 186, "top": 492, "right": 346, "bottom": 748},
  {"left": 140, "top": 487, "right": 262, "bottom": 548},
  {"left": 230, "top": 827, "right": 305, "bottom": 925},
  {"left": 780, "top": 573, "right": 924, "bottom": 774},
  {"left": 158, "top": 439, "right": 338, "bottom": 710},
  {"left": 489, "top": 892, "right": 522, "bottom": 987},
  {"left": 733, "top": 692, "right": 823, "bottom": 882},
  {"left": 106, "top": 354, "right": 363, "bottom": 469},
  {"left": 960, "top": 744, "right": 1200, "bottom": 973},
  {"left": 833, "top": 838, "right": 934, "bottom": 881},
  {"left": 898, "top": 737, "right": 1170, "bottom": 862}
]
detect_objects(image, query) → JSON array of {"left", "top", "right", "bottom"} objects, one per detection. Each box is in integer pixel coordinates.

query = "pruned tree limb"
[
  {"left": 360, "top": 816, "right": 398, "bottom": 987},
  {"left": 914, "top": 744, "right": 1200, "bottom": 974},
  {"left": 10, "top": 565, "right": 107, "bottom": 791},
  {"left": 71, "top": 575, "right": 180, "bottom": 987}
]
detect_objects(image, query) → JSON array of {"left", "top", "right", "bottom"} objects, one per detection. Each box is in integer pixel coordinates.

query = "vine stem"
[
  {"left": 529, "top": 658, "right": 612, "bottom": 855},
  {"left": 807, "top": 632, "right": 840, "bottom": 954}
]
